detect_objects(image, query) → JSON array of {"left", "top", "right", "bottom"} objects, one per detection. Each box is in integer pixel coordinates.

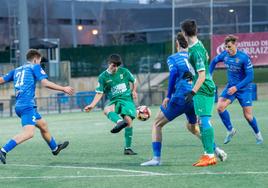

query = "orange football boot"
[{"left": 193, "top": 155, "right": 217, "bottom": 167}]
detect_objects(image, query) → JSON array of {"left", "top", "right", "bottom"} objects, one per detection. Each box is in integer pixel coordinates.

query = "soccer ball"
[{"left": 136, "top": 105, "right": 151, "bottom": 121}]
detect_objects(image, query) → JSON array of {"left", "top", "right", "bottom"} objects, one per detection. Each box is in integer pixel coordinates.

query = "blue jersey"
[
  {"left": 166, "top": 51, "right": 193, "bottom": 99},
  {"left": 3, "top": 63, "right": 48, "bottom": 108},
  {"left": 210, "top": 50, "right": 254, "bottom": 90}
]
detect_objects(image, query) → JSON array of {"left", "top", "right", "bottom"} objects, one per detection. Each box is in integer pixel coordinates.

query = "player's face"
[
  {"left": 33, "top": 57, "right": 42, "bottom": 64},
  {"left": 108, "top": 62, "right": 118, "bottom": 73},
  {"left": 225, "top": 42, "right": 237, "bottom": 56}
]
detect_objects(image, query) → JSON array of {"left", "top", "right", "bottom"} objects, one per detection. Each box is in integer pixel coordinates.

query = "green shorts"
[
  {"left": 193, "top": 94, "right": 215, "bottom": 116},
  {"left": 107, "top": 98, "right": 136, "bottom": 119}
]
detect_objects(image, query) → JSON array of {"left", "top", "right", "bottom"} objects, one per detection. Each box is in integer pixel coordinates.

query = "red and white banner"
[{"left": 211, "top": 32, "right": 268, "bottom": 67}]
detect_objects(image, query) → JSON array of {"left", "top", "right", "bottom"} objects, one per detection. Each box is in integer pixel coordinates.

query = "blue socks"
[
  {"left": 247, "top": 117, "right": 260, "bottom": 134},
  {"left": 48, "top": 137, "right": 58, "bottom": 151},
  {"left": 2, "top": 139, "right": 17, "bottom": 153},
  {"left": 219, "top": 110, "right": 233, "bottom": 131},
  {"left": 152, "top": 142, "right": 162, "bottom": 158},
  {"left": 220, "top": 110, "right": 260, "bottom": 134}
]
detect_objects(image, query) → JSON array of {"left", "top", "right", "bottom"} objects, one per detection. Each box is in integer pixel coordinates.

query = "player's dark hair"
[
  {"left": 224, "top": 35, "right": 238, "bottom": 45},
  {"left": 180, "top": 19, "right": 197, "bottom": 37},
  {"left": 176, "top": 32, "right": 188, "bottom": 49},
  {"left": 108, "top": 54, "right": 122, "bottom": 66},
  {"left": 26, "top": 49, "right": 42, "bottom": 61}
]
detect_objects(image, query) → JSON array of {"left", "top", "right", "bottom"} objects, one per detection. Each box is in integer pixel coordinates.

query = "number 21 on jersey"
[{"left": 15, "top": 70, "right": 25, "bottom": 87}]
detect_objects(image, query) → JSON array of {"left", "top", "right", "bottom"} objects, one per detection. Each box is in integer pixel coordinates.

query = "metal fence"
[{"left": 0, "top": 90, "right": 166, "bottom": 117}]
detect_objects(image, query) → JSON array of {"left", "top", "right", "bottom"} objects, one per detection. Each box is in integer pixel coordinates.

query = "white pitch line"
[
  {"left": 8, "top": 164, "right": 164, "bottom": 175},
  {"left": 1, "top": 171, "right": 268, "bottom": 180}
]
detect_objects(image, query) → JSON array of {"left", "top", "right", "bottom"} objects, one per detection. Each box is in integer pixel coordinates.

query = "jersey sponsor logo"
[
  {"left": 111, "top": 83, "right": 127, "bottom": 95},
  {"left": 106, "top": 80, "right": 112, "bottom": 83}
]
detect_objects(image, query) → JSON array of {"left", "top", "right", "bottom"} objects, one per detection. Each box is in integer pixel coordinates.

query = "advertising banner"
[{"left": 211, "top": 32, "right": 268, "bottom": 67}]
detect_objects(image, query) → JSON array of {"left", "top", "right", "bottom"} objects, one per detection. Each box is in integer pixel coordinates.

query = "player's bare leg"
[
  {"left": 243, "top": 106, "right": 263, "bottom": 144},
  {"left": 217, "top": 98, "right": 237, "bottom": 144},
  {"left": 36, "top": 119, "right": 69, "bottom": 155},
  {"left": 141, "top": 110, "right": 168, "bottom": 166},
  {"left": 0, "top": 125, "right": 35, "bottom": 164}
]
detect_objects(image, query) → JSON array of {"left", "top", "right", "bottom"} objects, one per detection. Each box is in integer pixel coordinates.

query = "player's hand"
[
  {"left": 184, "top": 90, "right": 196, "bottom": 103},
  {"left": 228, "top": 86, "right": 237, "bottom": 95},
  {"left": 162, "top": 98, "right": 169, "bottom": 109},
  {"left": 132, "top": 91, "right": 138, "bottom": 100},
  {"left": 84, "top": 104, "right": 94, "bottom": 112},
  {"left": 63, "top": 86, "right": 74, "bottom": 95}
]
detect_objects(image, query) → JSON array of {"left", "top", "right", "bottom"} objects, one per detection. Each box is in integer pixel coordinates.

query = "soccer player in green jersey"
[
  {"left": 84, "top": 54, "right": 138, "bottom": 155},
  {"left": 181, "top": 19, "right": 217, "bottom": 167}
]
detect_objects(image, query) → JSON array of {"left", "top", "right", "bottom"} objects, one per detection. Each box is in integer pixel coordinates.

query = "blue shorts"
[
  {"left": 15, "top": 106, "right": 42, "bottom": 126},
  {"left": 221, "top": 86, "right": 252, "bottom": 107},
  {"left": 160, "top": 97, "right": 197, "bottom": 124}
]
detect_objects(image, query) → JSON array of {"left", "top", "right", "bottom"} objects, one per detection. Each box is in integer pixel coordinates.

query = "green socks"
[
  {"left": 201, "top": 127, "right": 215, "bottom": 154},
  {"left": 107, "top": 112, "right": 121, "bottom": 123},
  {"left": 124, "top": 127, "right": 133, "bottom": 148}
]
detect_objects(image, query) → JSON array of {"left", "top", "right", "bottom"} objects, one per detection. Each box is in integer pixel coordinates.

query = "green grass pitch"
[{"left": 0, "top": 100, "right": 268, "bottom": 188}]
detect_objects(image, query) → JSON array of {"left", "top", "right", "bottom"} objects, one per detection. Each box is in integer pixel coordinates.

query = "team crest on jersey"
[
  {"left": 41, "top": 69, "right": 46, "bottom": 75},
  {"left": 120, "top": 74, "right": 123, "bottom": 79},
  {"left": 235, "top": 58, "right": 240, "bottom": 63}
]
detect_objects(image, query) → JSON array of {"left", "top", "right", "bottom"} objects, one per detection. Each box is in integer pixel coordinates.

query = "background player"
[
  {"left": 140, "top": 32, "right": 226, "bottom": 166},
  {"left": 0, "top": 49, "right": 74, "bottom": 164},
  {"left": 84, "top": 54, "right": 138, "bottom": 155},
  {"left": 181, "top": 19, "right": 217, "bottom": 167},
  {"left": 209, "top": 35, "right": 263, "bottom": 144}
]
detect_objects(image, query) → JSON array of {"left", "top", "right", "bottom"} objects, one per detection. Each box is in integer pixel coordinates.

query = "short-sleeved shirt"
[
  {"left": 212, "top": 50, "right": 253, "bottom": 90},
  {"left": 188, "top": 40, "right": 215, "bottom": 97},
  {"left": 3, "top": 63, "right": 48, "bottom": 108},
  {"left": 95, "top": 67, "right": 135, "bottom": 100}
]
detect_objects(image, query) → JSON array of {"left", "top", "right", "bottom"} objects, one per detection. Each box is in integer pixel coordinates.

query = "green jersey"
[
  {"left": 188, "top": 40, "right": 215, "bottom": 97},
  {"left": 96, "top": 67, "right": 136, "bottom": 100}
]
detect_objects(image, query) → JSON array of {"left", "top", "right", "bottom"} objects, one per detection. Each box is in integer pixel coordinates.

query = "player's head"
[
  {"left": 180, "top": 19, "right": 197, "bottom": 37},
  {"left": 224, "top": 35, "right": 238, "bottom": 56},
  {"left": 26, "top": 49, "right": 42, "bottom": 64},
  {"left": 176, "top": 32, "right": 188, "bottom": 50},
  {"left": 107, "top": 54, "right": 122, "bottom": 73}
]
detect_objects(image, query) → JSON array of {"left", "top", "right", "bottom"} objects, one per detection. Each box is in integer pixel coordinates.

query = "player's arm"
[
  {"left": 192, "top": 70, "right": 205, "bottom": 93},
  {"left": 41, "top": 79, "right": 74, "bottom": 95},
  {"left": 185, "top": 54, "right": 206, "bottom": 103},
  {"left": 0, "top": 69, "right": 15, "bottom": 84},
  {"left": 84, "top": 92, "right": 103, "bottom": 112},
  {"left": 33, "top": 64, "right": 74, "bottom": 95},
  {"left": 209, "top": 51, "right": 226, "bottom": 75},
  {"left": 127, "top": 69, "right": 138, "bottom": 100},
  {"left": 130, "top": 80, "right": 138, "bottom": 100},
  {"left": 228, "top": 56, "right": 254, "bottom": 95},
  {"left": 164, "top": 59, "right": 177, "bottom": 108},
  {"left": 84, "top": 76, "right": 105, "bottom": 112},
  {"left": 0, "top": 77, "right": 5, "bottom": 84}
]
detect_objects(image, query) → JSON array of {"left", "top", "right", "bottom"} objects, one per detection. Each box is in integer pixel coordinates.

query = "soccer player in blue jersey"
[
  {"left": 140, "top": 33, "right": 226, "bottom": 166},
  {"left": 210, "top": 35, "right": 263, "bottom": 144},
  {"left": 0, "top": 49, "right": 74, "bottom": 164}
]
